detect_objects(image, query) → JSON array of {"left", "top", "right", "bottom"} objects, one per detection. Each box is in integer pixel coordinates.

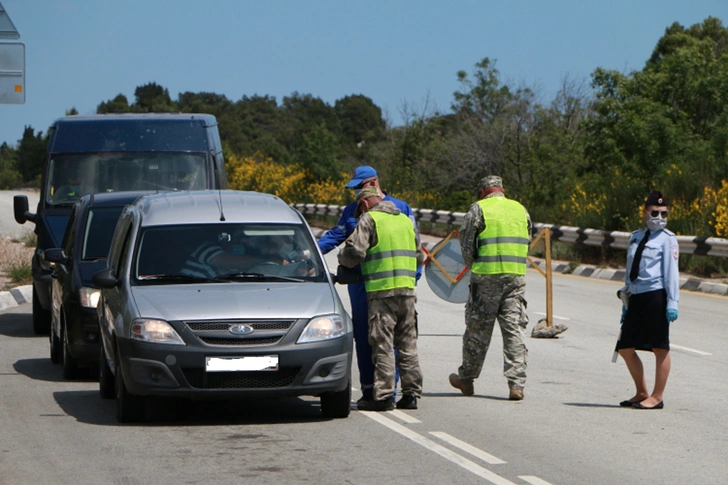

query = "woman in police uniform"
[{"left": 616, "top": 191, "right": 680, "bottom": 410}]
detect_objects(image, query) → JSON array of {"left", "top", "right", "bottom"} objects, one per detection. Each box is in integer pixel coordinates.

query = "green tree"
[
  {"left": 334, "top": 94, "right": 385, "bottom": 147},
  {"left": 134, "top": 82, "right": 177, "bottom": 112},
  {"left": 16, "top": 127, "right": 47, "bottom": 183},
  {"left": 0, "top": 142, "right": 21, "bottom": 189},
  {"left": 97, "top": 94, "right": 132, "bottom": 113}
]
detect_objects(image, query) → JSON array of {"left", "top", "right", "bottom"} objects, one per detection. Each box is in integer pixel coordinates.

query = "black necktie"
[{"left": 629, "top": 230, "right": 650, "bottom": 282}]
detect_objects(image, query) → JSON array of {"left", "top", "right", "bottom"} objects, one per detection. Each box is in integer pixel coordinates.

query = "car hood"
[{"left": 130, "top": 283, "right": 339, "bottom": 321}]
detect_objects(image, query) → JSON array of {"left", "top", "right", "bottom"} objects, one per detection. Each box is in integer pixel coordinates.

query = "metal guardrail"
[{"left": 293, "top": 203, "right": 728, "bottom": 258}]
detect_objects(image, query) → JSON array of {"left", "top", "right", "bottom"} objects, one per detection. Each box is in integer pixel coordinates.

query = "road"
[{"left": 1, "top": 245, "right": 727, "bottom": 485}]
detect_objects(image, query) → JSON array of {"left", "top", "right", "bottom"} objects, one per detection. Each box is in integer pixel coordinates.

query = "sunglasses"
[
  {"left": 649, "top": 210, "right": 669, "bottom": 218},
  {"left": 354, "top": 178, "right": 376, "bottom": 190}
]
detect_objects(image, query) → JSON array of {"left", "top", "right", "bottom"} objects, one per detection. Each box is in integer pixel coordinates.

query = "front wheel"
[
  {"left": 61, "top": 322, "right": 80, "bottom": 380},
  {"left": 115, "top": 353, "right": 144, "bottom": 423},
  {"left": 32, "top": 286, "right": 51, "bottom": 335},
  {"left": 320, "top": 381, "right": 351, "bottom": 419},
  {"left": 99, "top": 343, "right": 115, "bottom": 399}
]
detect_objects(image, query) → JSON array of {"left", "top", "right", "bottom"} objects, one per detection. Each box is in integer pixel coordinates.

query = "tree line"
[{"left": 2, "top": 17, "right": 726, "bottom": 247}]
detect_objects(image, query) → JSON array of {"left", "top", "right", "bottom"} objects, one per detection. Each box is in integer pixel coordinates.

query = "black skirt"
[{"left": 616, "top": 289, "right": 670, "bottom": 352}]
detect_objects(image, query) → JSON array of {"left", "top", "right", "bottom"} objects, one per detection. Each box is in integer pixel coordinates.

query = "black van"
[{"left": 14, "top": 113, "right": 228, "bottom": 334}]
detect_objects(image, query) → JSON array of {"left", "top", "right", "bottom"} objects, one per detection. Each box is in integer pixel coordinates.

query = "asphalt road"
[{"left": 1, "top": 246, "right": 727, "bottom": 485}]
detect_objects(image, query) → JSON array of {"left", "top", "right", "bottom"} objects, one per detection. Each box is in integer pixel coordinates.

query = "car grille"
[
  {"left": 182, "top": 319, "right": 296, "bottom": 347},
  {"left": 182, "top": 367, "right": 301, "bottom": 389}
]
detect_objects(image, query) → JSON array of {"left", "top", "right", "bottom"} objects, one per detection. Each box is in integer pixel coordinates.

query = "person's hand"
[
  {"left": 666, "top": 309, "right": 678, "bottom": 323},
  {"left": 620, "top": 306, "right": 627, "bottom": 324}
]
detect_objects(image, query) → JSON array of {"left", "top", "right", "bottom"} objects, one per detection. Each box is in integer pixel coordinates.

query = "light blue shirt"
[{"left": 625, "top": 227, "right": 680, "bottom": 310}]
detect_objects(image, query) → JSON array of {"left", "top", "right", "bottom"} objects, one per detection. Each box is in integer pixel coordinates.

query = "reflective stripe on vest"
[
  {"left": 361, "top": 211, "right": 417, "bottom": 292},
  {"left": 471, "top": 197, "right": 529, "bottom": 275}
]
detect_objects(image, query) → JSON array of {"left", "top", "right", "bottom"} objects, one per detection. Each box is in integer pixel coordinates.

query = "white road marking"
[
  {"left": 519, "top": 475, "right": 554, "bottom": 485},
  {"left": 429, "top": 431, "right": 506, "bottom": 464},
  {"left": 532, "top": 312, "right": 570, "bottom": 321},
  {"left": 362, "top": 412, "right": 518, "bottom": 485},
  {"left": 671, "top": 344, "right": 712, "bottom": 356},
  {"left": 389, "top": 409, "right": 421, "bottom": 423}
]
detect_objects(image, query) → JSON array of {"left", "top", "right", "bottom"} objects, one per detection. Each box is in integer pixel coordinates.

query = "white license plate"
[{"left": 205, "top": 355, "right": 279, "bottom": 372}]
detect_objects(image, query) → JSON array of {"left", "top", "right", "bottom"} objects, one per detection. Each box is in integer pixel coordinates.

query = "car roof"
[
  {"left": 51, "top": 113, "right": 217, "bottom": 126},
  {"left": 79, "top": 191, "right": 158, "bottom": 209},
  {"left": 133, "top": 190, "right": 303, "bottom": 227}
]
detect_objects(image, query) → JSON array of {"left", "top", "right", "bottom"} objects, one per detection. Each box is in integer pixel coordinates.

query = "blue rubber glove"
[
  {"left": 666, "top": 309, "right": 678, "bottom": 323},
  {"left": 620, "top": 306, "right": 627, "bottom": 324}
]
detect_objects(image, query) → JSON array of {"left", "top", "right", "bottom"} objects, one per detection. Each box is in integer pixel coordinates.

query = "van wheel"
[
  {"left": 320, "top": 381, "right": 351, "bottom": 419},
  {"left": 115, "top": 354, "right": 144, "bottom": 423},
  {"left": 62, "top": 322, "right": 80, "bottom": 380},
  {"left": 99, "top": 344, "right": 115, "bottom": 399},
  {"left": 32, "top": 286, "right": 51, "bottom": 335},
  {"left": 49, "top": 328, "right": 61, "bottom": 364}
]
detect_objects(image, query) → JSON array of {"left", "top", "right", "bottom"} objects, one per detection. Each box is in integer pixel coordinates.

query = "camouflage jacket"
[
  {"left": 338, "top": 200, "right": 424, "bottom": 299},
  {"left": 460, "top": 193, "right": 532, "bottom": 283}
]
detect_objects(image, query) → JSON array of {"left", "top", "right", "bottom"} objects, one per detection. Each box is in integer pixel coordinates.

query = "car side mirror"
[
  {"left": 13, "top": 195, "right": 36, "bottom": 224},
  {"left": 334, "top": 265, "right": 361, "bottom": 285},
  {"left": 43, "top": 248, "right": 69, "bottom": 266},
  {"left": 92, "top": 268, "right": 119, "bottom": 289}
]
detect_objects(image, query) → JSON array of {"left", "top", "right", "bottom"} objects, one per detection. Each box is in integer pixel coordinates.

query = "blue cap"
[{"left": 345, "top": 165, "right": 378, "bottom": 188}]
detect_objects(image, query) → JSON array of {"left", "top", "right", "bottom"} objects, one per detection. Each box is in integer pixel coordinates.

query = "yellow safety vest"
[
  {"left": 361, "top": 211, "right": 417, "bottom": 292},
  {"left": 471, "top": 197, "right": 529, "bottom": 275}
]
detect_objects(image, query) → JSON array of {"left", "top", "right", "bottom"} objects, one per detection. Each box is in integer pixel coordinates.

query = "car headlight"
[
  {"left": 297, "top": 314, "right": 345, "bottom": 343},
  {"left": 79, "top": 287, "right": 101, "bottom": 308},
  {"left": 131, "top": 319, "right": 185, "bottom": 345}
]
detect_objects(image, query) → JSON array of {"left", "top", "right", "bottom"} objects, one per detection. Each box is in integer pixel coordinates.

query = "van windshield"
[{"left": 46, "top": 152, "right": 208, "bottom": 206}]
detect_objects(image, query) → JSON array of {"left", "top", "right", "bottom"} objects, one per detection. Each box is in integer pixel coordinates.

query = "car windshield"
[
  {"left": 134, "top": 223, "right": 326, "bottom": 284},
  {"left": 45, "top": 152, "right": 207, "bottom": 206},
  {"left": 82, "top": 206, "right": 126, "bottom": 260}
]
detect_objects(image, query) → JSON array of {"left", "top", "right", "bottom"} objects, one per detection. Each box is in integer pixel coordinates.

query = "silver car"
[{"left": 92, "top": 190, "right": 353, "bottom": 422}]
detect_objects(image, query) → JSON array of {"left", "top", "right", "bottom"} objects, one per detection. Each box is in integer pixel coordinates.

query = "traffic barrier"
[{"left": 293, "top": 204, "right": 728, "bottom": 258}]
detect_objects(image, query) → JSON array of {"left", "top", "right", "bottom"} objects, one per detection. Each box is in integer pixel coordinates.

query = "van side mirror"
[
  {"left": 13, "top": 195, "right": 36, "bottom": 224},
  {"left": 43, "top": 248, "right": 68, "bottom": 266},
  {"left": 92, "top": 268, "right": 119, "bottom": 289}
]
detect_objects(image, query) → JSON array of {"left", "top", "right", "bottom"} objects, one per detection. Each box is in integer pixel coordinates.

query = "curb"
[{"left": 0, "top": 285, "right": 33, "bottom": 312}]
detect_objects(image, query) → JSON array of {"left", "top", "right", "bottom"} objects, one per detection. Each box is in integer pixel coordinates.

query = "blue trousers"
[{"left": 348, "top": 281, "right": 399, "bottom": 398}]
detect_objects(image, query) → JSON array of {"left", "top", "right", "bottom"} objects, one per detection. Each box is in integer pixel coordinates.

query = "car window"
[
  {"left": 107, "top": 215, "right": 132, "bottom": 273},
  {"left": 82, "top": 206, "right": 126, "bottom": 260},
  {"left": 134, "top": 223, "right": 325, "bottom": 283},
  {"left": 61, "top": 205, "right": 79, "bottom": 256}
]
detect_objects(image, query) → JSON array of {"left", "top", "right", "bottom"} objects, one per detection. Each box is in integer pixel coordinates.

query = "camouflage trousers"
[
  {"left": 368, "top": 295, "right": 423, "bottom": 401},
  {"left": 458, "top": 275, "right": 528, "bottom": 390}
]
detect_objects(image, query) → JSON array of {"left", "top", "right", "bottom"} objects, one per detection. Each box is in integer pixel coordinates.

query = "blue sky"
[{"left": 1, "top": 0, "right": 725, "bottom": 147}]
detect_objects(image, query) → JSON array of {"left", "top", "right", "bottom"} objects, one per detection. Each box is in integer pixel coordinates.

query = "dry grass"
[{"left": 0, "top": 230, "right": 35, "bottom": 290}]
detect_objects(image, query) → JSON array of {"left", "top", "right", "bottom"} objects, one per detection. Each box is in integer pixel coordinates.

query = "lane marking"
[
  {"left": 671, "top": 344, "right": 712, "bottom": 356},
  {"left": 532, "top": 312, "right": 570, "bottom": 321},
  {"left": 519, "top": 476, "right": 554, "bottom": 485},
  {"left": 389, "top": 409, "right": 421, "bottom": 424},
  {"left": 429, "top": 431, "right": 506, "bottom": 464},
  {"left": 362, "top": 412, "right": 517, "bottom": 485}
]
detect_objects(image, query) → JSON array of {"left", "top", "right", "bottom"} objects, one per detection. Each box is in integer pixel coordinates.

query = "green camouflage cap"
[
  {"left": 479, "top": 175, "right": 503, "bottom": 189},
  {"left": 356, "top": 185, "right": 382, "bottom": 203}
]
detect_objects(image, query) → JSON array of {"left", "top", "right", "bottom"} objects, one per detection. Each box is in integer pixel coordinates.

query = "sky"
[{"left": 0, "top": 0, "right": 726, "bottom": 147}]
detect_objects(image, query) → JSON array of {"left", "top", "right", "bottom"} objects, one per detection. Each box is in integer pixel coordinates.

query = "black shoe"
[
  {"left": 632, "top": 400, "right": 664, "bottom": 410},
  {"left": 396, "top": 394, "right": 418, "bottom": 410},
  {"left": 356, "top": 395, "right": 374, "bottom": 408},
  {"left": 358, "top": 398, "right": 395, "bottom": 412},
  {"left": 619, "top": 399, "right": 641, "bottom": 407}
]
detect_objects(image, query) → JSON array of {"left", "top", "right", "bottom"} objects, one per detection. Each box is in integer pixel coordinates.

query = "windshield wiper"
[
  {"left": 217, "top": 272, "right": 305, "bottom": 283},
  {"left": 138, "top": 274, "right": 227, "bottom": 283}
]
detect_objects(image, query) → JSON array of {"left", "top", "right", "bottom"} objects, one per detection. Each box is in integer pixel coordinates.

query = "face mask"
[
  {"left": 646, "top": 217, "right": 667, "bottom": 232},
  {"left": 353, "top": 189, "right": 362, "bottom": 199}
]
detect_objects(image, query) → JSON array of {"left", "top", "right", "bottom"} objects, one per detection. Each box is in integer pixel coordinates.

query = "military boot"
[
  {"left": 449, "top": 373, "right": 474, "bottom": 396},
  {"left": 509, "top": 388, "right": 524, "bottom": 401}
]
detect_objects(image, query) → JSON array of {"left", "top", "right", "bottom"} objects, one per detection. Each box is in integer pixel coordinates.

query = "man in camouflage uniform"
[
  {"left": 449, "top": 175, "right": 532, "bottom": 401},
  {"left": 338, "top": 186, "right": 425, "bottom": 411}
]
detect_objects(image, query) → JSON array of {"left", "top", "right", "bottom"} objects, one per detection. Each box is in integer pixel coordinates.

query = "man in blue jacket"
[{"left": 318, "top": 165, "right": 421, "bottom": 407}]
